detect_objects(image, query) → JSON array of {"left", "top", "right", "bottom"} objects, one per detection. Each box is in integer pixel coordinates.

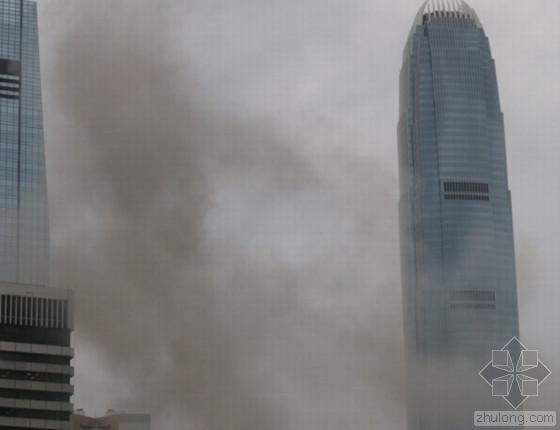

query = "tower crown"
[{"left": 418, "top": 0, "right": 481, "bottom": 28}]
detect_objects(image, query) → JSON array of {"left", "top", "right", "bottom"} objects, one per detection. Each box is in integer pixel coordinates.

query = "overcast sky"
[{"left": 31, "top": 1, "right": 560, "bottom": 429}]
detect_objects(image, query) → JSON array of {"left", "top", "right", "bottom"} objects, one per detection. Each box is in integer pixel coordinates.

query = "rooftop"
[{"left": 416, "top": 0, "right": 482, "bottom": 28}]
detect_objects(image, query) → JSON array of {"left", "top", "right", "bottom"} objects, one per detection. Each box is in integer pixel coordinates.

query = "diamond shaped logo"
[{"left": 479, "top": 337, "right": 551, "bottom": 409}]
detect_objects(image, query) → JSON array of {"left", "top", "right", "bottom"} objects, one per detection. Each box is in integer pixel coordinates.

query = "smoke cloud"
[
  {"left": 35, "top": 0, "right": 560, "bottom": 427},
  {"left": 39, "top": 1, "right": 405, "bottom": 429}
]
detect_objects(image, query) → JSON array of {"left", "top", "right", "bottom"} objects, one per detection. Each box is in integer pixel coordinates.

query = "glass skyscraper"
[
  {"left": 0, "top": 2, "right": 74, "bottom": 430},
  {"left": 398, "top": 1, "right": 520, "bottom": 428},
  {"left": 0, "top": 0, "right": 49, "bottom": 286}
]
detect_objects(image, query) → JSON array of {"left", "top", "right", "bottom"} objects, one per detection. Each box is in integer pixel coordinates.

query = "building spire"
[{"left": 420, "top": 0, "right": 482, "bottom": 27}]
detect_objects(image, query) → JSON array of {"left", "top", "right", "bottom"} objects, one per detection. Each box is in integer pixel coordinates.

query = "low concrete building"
[
  {"left": 0, "top": 282, "right": 75, "bottom": 430},
  {"left": 72, "top": 411, "right": 150, "bottom": 430}
]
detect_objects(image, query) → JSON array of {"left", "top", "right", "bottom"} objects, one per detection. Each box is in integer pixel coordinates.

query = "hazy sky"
[{"left": 32, "top": 1, "right": 560, "bottom": 429}]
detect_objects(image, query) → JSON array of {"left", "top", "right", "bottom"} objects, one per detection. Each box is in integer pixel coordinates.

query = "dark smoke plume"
[{"left": 40, "top": 1, "right": 405, "bottom": 429}]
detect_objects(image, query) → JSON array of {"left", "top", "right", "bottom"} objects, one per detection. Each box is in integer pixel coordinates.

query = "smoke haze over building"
[{"left": 31, "top": 0, "right": 560, "bottom": 429}]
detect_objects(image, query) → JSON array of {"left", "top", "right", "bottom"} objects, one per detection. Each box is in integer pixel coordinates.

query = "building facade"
[
  {"left": 72, "top": 412, "right": 151, "bottom": 430},
  {"left": 0, "top": 0, "right": 49, "bottom": 286},
  {"left": 398, "top": 1, "right": 520, "bottom": 428},
  {"left": 0, "top": 283, "right": 74, "bottom": 430},
  {"left": 0, "top": 1, "right": 74, "bottom": 429}
]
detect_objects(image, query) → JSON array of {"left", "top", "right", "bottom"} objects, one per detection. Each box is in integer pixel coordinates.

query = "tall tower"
[
  {"left": 0, "top": 2, "right": 74, "bottom": 429},
  {"left": 398, "top": 1, "right": 520, "bottom": 428},
  {"left": 0, "top": 0, "right": 49, "bottom": 286}
]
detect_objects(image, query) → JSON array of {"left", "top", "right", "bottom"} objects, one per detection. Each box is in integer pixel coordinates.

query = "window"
[
  {"left": 443, "top": 181, "right": 489, "bottom": 201},
  {"left": 444, "top": 182, "right": 489, "bottom": 193},
  {"left": 450, "top": 289, "right": 496, "bottom": 310},
  {"left": 0, "top": 59, "right": 21, "bottom": 100},
  {"left": 0, "top": 59, "right": 20, "bottom": 76},
  {"left": 450, "top": 290, "right": 495, "bottom": 301},
  {"left": 450, "top": 303, "right": 496, "bottom": 310}
]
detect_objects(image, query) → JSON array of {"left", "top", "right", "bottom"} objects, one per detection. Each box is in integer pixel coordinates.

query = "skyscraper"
[
  {"left": 0, "top": 2, "right": 74, "bottom": 429},
  {"left": 0, "top": 0, "right": 49, "bottom": 286},
  {"left": 398, "top": 1, "right": 520, "bottom": 428}
]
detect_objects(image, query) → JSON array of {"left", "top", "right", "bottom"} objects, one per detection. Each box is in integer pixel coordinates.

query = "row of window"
[
  {"left": 444, "top": 181, "right": 489, "bottom": 193},
  {"left": 0, "top": 370, "right": 69, "bottom": 384},
  {"left": 0, "top": 93, "right": 18, "bottom": 101},
  {"left": 0, "top": 296, "right": 69, "bottom": 330},
  {"left": 444, "top": 194, "right": 489, "bottom": 201},
  {"left": 423, "top": 13, "right": 478, "bottom": 27},
  {"left": 450, "top": 290, "right": 495, "bottom": 302},
  {"left": 0, "top": 71, "right": 20, "bottom": 101},
  {"left": 0, "top": 79, "right": 19, "bottom": 100},
  {"left": 450, "top": 289, "right": 495, "bottom": 311},
  {"left": 450, "top": 303, "right": 496, "bottom": 310},
  {"left": 0, "top": 406, "right": 70, "bottom": 422},
  {"left": 0, "top": 352, "right": 70, "bottom": 367}
]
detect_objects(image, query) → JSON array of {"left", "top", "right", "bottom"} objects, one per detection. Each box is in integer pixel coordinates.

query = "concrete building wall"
[{"left": 72, "top": 413, "right": 151, "bottom": 430}]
